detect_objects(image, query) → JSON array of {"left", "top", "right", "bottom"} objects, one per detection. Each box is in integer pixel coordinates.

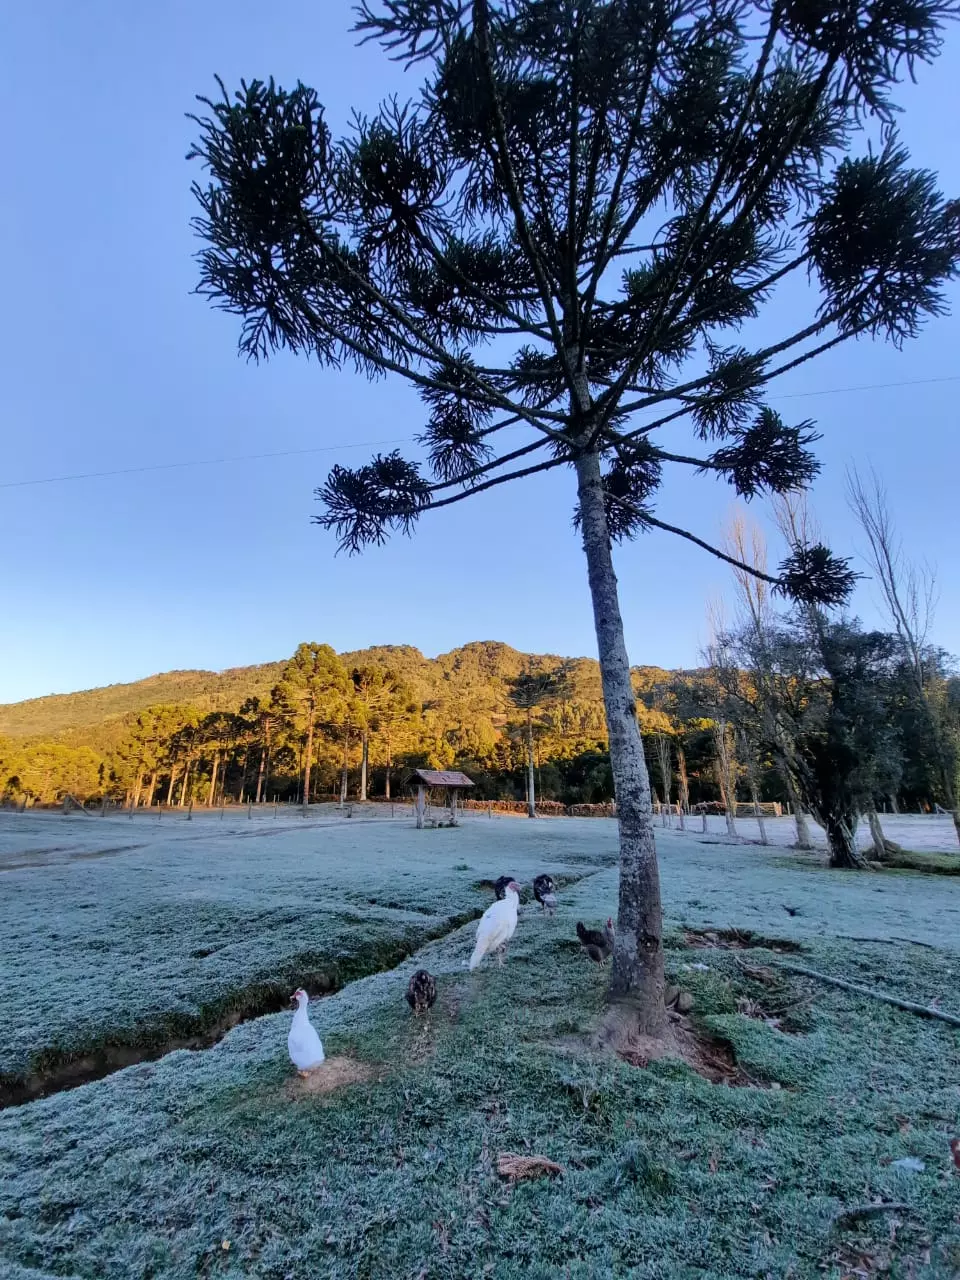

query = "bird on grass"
[
  {"left": 288, "top": 988, "right": 325, "bottom": 1077},
  {"left": 494, "top": 875, "right": 516, "bottom": 900},
  {"left": 470, "top": 881, "right": 521, "bottom": 969},
  {"left": 405, "top": 969, "right": 437, "bottom": 1015},
  {"left": 533, "top": 874, "right": 557, "bottom": 915},
  {"left": 576, "top": 918, "right": 616, "bottom": 967}
]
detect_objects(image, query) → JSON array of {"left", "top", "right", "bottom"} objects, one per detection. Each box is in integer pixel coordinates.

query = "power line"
[
  {"left": 0, "top": 437, "right": 413, "bottom": 490},
  {"left": 2, "top": 373, "right": 956, "bottom": 490},
  {"left": 769, "top": 373, "right": 960, "bottom": 400}
]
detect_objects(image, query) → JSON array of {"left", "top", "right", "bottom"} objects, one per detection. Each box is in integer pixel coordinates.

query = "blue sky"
[{"left": 1, "top": 1, "right": 957, "bottom": 704}]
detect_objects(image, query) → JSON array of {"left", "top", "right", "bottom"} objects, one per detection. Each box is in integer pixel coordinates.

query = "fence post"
[
  {"left": 701, "top": 811, "right": 707, "bottom": 834},
  {"left": 188, "top": 800, "right": 193, "bottom": 822}
]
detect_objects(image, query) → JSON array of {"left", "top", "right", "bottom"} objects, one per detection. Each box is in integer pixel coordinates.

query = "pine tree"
[
  {"left": 277, "top": 644, "right": 349, "bottom": 808},
  {"left": 189, "top": 0, "right": 959, "bottom": 1039},
  {"left": 506, "top": 663, "right": 573, "bottom": 816}
]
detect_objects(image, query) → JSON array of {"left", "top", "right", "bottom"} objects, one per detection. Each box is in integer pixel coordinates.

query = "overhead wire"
[{"left": 2, "top": 372, "right": 956, "bottom": 491}]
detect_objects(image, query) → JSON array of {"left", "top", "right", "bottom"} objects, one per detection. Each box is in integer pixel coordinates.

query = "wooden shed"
[{"left": 412, "top": 769, "right": 475, "bottom": 828}]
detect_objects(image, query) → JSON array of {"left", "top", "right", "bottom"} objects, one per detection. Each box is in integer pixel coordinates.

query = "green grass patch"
[{"left": 874, "top": 848, "right": 960, "bottom": 875}]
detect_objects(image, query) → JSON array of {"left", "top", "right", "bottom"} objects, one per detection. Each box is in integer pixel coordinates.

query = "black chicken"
[
  {"left": 576, "top": 918, "right": 616, "bottom": 967},
  {"left": 494, "top": 875, "right": 517, "bottom": 900},
  {"left": 405, "top": 969, "right": 437, "bottom": 1014},
  {"left": 533, "top": 874, "right": 557, "bottom": 915}
]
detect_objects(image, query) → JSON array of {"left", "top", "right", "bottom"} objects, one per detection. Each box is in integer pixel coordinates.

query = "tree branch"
[
  {"left": 472, "top": 0, "right": 580, "bottom": 402},
  {"left": 424, "top": 452, "right": 569, "bottom": 510}
]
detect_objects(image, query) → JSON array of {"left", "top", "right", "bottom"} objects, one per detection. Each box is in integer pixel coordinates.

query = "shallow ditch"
[
  {"left": 0, "top": 907, "right": 483, "bottom": 1110},
  {"left": 683, "top": 927, "right": 803, "bottom": 954}
]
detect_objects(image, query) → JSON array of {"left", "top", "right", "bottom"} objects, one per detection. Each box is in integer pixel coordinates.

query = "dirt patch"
[
  {"left": 616, "top": 1014, "right": 783, "bottom": 1089},
  {"left": 0, "top": 842, "right": 147, "bottom": 871},
  {"left": 684, "top": 928, "right": 802, "bottom": 954},
  {"left": 283, "top": 1055, "right": 380, "bottom": 1099}
]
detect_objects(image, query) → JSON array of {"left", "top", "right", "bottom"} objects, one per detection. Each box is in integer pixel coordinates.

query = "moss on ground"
[{"left": 874, "top": 848, "right": 960, "bottom": 875}]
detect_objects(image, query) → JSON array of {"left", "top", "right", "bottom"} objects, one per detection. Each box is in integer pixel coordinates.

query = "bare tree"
[
  {"left": 712, "top": 719, "right": 740, "bottom": 839},
  {"left": 737, "top": 726, "right": 769, "bottom": 844},
  {"left": 847, "top": 467, "right": 958, "bottom": 846},
  {"left": 725, "top": 511, "right": 813, "bottom": 848},
  {"left": 653, "top": 733, "right": 673, "bottom": 827}
]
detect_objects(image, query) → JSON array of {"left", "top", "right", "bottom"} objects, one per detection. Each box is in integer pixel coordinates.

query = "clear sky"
[{"left": 1, "top": 1, "right": 957, "bottom": 705}]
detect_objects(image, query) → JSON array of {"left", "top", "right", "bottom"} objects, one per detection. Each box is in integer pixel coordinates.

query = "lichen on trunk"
[{"left": 574, "top": 447, "right": 666, "bottom": 1043}]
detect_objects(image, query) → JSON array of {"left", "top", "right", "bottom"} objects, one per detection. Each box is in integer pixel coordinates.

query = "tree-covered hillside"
[{"left": 0, "top": 641, "right": 682, "bottom": 810}]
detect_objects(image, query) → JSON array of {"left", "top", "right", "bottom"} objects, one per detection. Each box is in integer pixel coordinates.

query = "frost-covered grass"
[
  {"left": 2, "top": 812, "right": 959, "bottom": 1278},
  {"left": 0, "top": 808, "right": 606, "bottom": 1083},
  {"left": 672, "top": 811, "right": 960, "bottom": 855}
]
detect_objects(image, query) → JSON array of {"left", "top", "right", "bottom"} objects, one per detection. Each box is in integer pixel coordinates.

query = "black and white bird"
[
  {"left": 494, "top": 875, "right": 517, "bottom": 900},
  {"left": 405, "top": 969, "right": 438, "bottom": 1014},
  {"left": 576, "top": 918, "right": 616, "bottom": 967},
  {"left": 533, "top": 874, "right": 557, "bottom": 915}
]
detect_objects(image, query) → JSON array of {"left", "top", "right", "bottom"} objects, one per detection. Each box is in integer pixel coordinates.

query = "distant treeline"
[{"left": 1, "top": 637, "right": 957, "bottom": 831}]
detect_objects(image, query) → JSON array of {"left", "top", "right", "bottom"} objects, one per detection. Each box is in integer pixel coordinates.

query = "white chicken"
[
  {"left": 288, "top": 988, "right": 325, "bottom": 1076},
  {"left": 469, "top": 880, "right": 520, "bottom": 969}
]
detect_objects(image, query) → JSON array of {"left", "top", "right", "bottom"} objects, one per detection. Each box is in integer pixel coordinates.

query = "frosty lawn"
[
  {"left": 0, "top": 808, "right": 607, "bottom": 1089},
  {"left": 1, "top": 812, "right": 958, "bottom": 1277}
]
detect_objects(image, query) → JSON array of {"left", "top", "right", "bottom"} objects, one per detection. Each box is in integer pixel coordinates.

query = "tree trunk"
[
  {"left": 165, "top": 762, "right": 178, "bottom": 807},
  {"left": 131, "top": 771, "right": 144, "bottom": 809},
  {"left": 385, "top": 747, "right": 392, "bottom": 801},
  {"left": 526, "top": 708, "right": 536, "bottom": 818},
  {"left": 825, "top": 811, "right": 866, "bottom": 868},
  {"left": 360, "top": 729, "right": 369, "bottom": 802},
  {"left": 207, "top": 752, "right": 219, "bottom": 807},
  {"left": 255, "top": 732, "right": 268, "bottom": 805},
  {"left": 259, "top": 722, "right": 272, "bottom": 805},
  {"left": 179, "top": 758, "right": 193, "bottom": 807},
  {"left": 714, "top": 722, "right": 739, "bottom": 839},
  {"left": 794, "top": 806, "right": 813, "bottom": 849},
  {"left": 783, "top": 772, "right": 813, "bottom": 848},
  {"left": 238, "top": 745, "right": 251, "bottom": 805},
  {"left": 677, "top": 745, "right": 690, "bottom": 813},
  {"left": 340, "top": 728, "right": 350, "bottom": 806},
  {"left": 302, "top": 708, "right": 315, "bottom": 810},
  {"left": 575, "top": 448, "right": 665, "bottom": 1041},
  {"left": 867, "top": 808, "right": 904, "bottom": 860},
  {"left": 943, "top": 768, "right": 960, "bottom": 847},
  {"left": 750, "top": 782, "right": 768, "bottom": 845}
]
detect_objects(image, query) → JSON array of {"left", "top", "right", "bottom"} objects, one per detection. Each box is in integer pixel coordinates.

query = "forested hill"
[
  {"left": 0, "top": 641, "right": 673, "bottom": 744},
  {"left": 0, "top": 664, "right": 287, "bottom": 740}
]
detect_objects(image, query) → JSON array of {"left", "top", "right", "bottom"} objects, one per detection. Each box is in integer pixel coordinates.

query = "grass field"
[{"left": 1, "top": 809, "right": 958, "bottom": 1278}]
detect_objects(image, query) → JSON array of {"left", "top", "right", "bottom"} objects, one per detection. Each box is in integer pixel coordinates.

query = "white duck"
[
  {"left": 288, "top": 988, "right": 325, "bottom": 1076},
  {"left": 469, "top": 880, "right": 520, "bottom": 969}
]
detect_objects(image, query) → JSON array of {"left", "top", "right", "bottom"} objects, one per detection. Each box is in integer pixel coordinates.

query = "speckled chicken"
[
  {"left": 576, "top": 918, "right": 616, "bottom": 967},
  {"left": 533, "top": 874, "right": 557, "bottom": 915},
  {"left": 494, "top": 875, "right": 516, "bottom": 900},
  {"left": 405, "top": 969, "right": 437, "bottom": 1014}
]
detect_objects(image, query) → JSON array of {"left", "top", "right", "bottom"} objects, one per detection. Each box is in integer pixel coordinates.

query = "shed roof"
[{"left": 414, "top": 769, "right": 475, "bottom": 788}]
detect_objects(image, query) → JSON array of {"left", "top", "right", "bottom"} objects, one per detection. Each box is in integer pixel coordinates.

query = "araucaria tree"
[
  {"left": 189, "top": 0, "right": 959, "bottom": 1043},
  {"left": 507, "top": 663, "right": 572, "bottom": 816}
]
